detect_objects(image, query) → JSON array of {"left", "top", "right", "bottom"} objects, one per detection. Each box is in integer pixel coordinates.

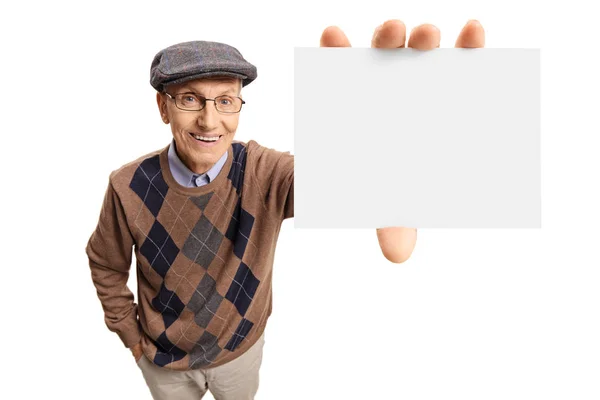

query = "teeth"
[{"left": 193, "top": 134, "right": 220, "bottom": 142}]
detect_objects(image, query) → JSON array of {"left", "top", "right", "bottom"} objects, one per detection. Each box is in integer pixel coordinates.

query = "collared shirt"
[{"left": 167, "top": 140, "right": 228, "bottom": 188}]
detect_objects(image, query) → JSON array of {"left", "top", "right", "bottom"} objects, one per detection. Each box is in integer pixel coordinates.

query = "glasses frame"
[{"left": 164, "top": 91, "right": 245, "bottom": 114}]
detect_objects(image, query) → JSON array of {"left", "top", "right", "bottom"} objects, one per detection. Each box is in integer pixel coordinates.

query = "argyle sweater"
[{"left": 86, "top": 140, "right": 294, "bottom": 371}]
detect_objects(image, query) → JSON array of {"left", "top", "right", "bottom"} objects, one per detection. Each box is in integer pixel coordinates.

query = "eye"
[
  {"left": 218, "top": 97, "right": 233, "bottom": 105},
  {"left": 183, "top": 95, "right": 199, "bottom": 103},
  {"left": 177, "top": 93, "right": 202, "bottom": 107}
]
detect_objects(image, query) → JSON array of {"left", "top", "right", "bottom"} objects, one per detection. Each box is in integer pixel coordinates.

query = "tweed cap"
[{"left": 150, "top": 40, "right": 257, "bottom": 92}]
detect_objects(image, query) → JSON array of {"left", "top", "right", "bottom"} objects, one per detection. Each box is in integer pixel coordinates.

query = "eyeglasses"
[{"left": 164, "top": 92, "right": 245, "bottom": 113}]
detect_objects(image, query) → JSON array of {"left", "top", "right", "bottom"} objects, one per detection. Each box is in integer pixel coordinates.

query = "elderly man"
[{"left": 86, "top": 20, "right": 482, "bottom": 400}]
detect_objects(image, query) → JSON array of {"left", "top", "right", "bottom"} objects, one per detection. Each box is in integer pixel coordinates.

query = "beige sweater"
[{"left": 86, "top": 140, "right": 293, "bottom": 370}]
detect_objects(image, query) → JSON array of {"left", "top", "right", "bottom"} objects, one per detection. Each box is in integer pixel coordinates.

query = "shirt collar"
[{"left": 167, "top": 140, "right": 228, "bottom": 187}]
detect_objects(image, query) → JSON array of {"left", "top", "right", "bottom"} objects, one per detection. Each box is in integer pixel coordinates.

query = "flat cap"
[{"left": 150, "top": 40, "right": 257, "bottom": 92}]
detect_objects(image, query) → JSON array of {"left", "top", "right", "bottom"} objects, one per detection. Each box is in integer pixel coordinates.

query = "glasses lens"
[
  {"left": 215, "top": 96, "right": 241, "bottom": 113},
  {"left": 176, "top": 93, "right": 204, "bottom": 110}
]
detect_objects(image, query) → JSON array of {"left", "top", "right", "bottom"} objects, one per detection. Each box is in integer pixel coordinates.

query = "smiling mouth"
[{"left": 189, "top": 132, "right": 223, "bottom": 143}]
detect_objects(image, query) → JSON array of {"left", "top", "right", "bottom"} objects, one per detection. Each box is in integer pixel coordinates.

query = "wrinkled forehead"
[{"left": 165, "top": 76, "right": 242, "bottom": 94}]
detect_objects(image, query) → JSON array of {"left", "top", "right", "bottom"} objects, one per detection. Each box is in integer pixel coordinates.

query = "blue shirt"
[{"left": 167, "top": 140, "right": 228, "bottom": 188}]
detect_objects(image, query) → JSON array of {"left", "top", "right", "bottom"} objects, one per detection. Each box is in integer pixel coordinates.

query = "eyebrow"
[{"left": 178, "top": 87, "right": 237, "bottom": 96}]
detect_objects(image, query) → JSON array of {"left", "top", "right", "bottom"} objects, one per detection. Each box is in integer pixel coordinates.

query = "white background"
[{"left": 1, "top": 0, "right": 599, "bottom": 399}]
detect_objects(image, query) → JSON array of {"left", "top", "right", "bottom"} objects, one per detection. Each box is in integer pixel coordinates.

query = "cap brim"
[{"left": 163, "top": 72, "right": 248, "bottom": 90}]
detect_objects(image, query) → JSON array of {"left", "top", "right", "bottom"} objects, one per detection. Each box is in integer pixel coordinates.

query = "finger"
[
  {"left": 376, "top": 227, "right": 416, "bottom": 263},
  {"left": 407, "top": 23, "right": 441, "bottom": 49},
  {"left": 320, "top": 26, "right": 351, "bottom": 47},
  {"left": 455, "top": 19, "right": 485, "bottom": 48},
  {"left": 371, "top": 19, "right": 406, "bottom": 48}
]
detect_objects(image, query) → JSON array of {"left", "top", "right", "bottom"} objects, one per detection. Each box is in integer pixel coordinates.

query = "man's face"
[{"left": 157, "top": 77, "right": 242, "bottom": 174}]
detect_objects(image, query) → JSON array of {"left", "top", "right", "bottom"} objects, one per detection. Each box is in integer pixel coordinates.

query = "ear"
[{"left": 156, "top": 92, "right": 169, "bottom": 124}]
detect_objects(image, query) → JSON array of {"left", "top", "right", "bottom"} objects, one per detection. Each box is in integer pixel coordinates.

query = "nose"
[{"left": 197, "top": 100, "right": 219, "bottom": 131}]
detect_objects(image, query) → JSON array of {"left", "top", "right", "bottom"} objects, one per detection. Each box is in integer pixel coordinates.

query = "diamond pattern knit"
[{"left": 86, "top": 140, "right": 293, "bottom": 371}]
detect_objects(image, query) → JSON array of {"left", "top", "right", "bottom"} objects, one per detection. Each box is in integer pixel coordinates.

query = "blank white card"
[{"left": 293, "top": 48, "right": 540, "bottom": 229}]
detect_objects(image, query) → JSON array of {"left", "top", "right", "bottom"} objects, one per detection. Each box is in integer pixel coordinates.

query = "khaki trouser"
[{"left": 136, "top": 332, "right": 265, "bottom": 400}]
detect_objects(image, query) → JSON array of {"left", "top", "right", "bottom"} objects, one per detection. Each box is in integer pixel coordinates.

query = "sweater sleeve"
[
  {"left": 280, "top": 153, "right": 294, "bottom": 220},
  {"left": 85, "top": 177, "right": 142, "bottom": 348},
  {"left": 251, "top": 142, "right": 294, "bottom": 220}
]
